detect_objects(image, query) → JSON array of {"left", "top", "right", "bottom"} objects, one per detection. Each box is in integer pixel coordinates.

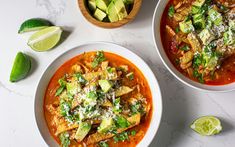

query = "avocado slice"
[
  {"left": 113, "top": 0, "right": 128, "bottom": 20},
  {"left": 88, "top": 0, "right": 96, "bottom": 12},
  {"left": 98, "top": 118, "right": 115, "bottom": 133},
  {"left": 75, "top": 122, "right": 92, "bottom": 142},
  {"left": 107, "top": 2, "right": 119, "bottom": 22},
  {"left": 66, "top": 81, "right": 81, "bottom": 96},
  {"left": 99, "top": 80, "right": 112, "bottom": 93},
  {"left": 179, "top": 20, "right": 194, "bottom": 33},
  {"left": 94, "top": 8, "right": 107, "bottom": 21},
  {"left": 96, "top": 0, "right": 110, "bottom": 12}
]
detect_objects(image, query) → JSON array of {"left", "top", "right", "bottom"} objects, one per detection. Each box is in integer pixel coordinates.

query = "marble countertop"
[{"left": 0, "top": 0, "right": 235, "bottom": 147}]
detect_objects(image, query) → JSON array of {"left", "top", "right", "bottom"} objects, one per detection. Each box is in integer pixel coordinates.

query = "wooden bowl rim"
[{"left": 78, "top": 0, "right": 142, "bottom": 28}]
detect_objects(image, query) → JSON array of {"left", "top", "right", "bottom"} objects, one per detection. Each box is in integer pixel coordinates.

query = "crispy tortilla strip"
[
  {"left": 166, "top": 25, "right": 176, "bottom": 37},
  {"left": 55, "top": 120, "right": 79, "bottom": 135},
  {"left": 102, "top": 99, "right": 113, "bottom": 107},
  {"left": 101, "top": 61, "right": 109, "bottom": 70},
  {"left": 187, "top": 33, "right": 202, "bottom": 52},
  {"left": 83, "top": 69, "right": 118, "bottom": 82},
  {"left": 85, "top": 113, "right": 141, "bottom": 145},
  {"left": 115, "top": 86, "right": 134, "bottom": 97}
]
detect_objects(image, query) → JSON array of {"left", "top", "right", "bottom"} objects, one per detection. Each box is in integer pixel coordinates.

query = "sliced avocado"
[
  {"left": 99, "top": 80, "right": 112, "bottom": 93},
  {"left": 107, "top": 2, "right": 119, "bottom": 22},
  {"left": 193, "top": 13, "right": 206, "bottom": 30},
  {"left": 223, "top": 28, "right": 235, "bottom": 45},
  {"left": 75, "top": 122, "right": 92, "bottom": 142},
  {"left": 198, "top": 29, "right": 215, "bottom": 45},
  {"left": 94, "top": 8, "right": 107, "bottom": 21},
  {"left": 66, "top": 81, "right": 81, "bottom": 96},
  {"left": 98, "top": 118, "right": 115, "bottom": 133},
  {"left": 96, "top": 0, "right": 110, "bottom": 12},
  {"left": 208, "top": 8, "right": 223, "bottom": 26},
  {"left": 88, "top": 0, "right": 96, "bottom": 12},
  {"left": 179, "top": 20, "right": 194, "bottom": 33},
  {"left": 113, "top": 0, "right": 128, "bottom": 20}
]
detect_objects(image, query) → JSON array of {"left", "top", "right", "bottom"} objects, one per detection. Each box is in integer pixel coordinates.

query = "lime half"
[
  {"left": 27, "top": 26, "right": 62, "bottom": 52},
  {"left": 190, "top": 116, "right": 222, "bottom": 136},
  {"left": 18, "top": 18, "right": 52, "bottom": 34},
  {"left": 10, "top": 52, "right": 31, "bottom": 82}
]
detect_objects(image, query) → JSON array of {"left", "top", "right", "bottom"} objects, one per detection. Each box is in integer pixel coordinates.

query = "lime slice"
[
  {"left": 190, "top": 116, "right": 222, "bottom": 136},
  {"left": 10, "top": 52, "right": 31, "bottom": 82},
  {"left": 27, "top": 26, "right": 62, "bottom": 52},
  {"left": 18, "top": 18, "right": 52, "bottom": 34}
]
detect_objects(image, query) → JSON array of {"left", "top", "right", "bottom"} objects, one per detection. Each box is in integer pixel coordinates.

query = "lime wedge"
[
  {"left": 18, "top": 18, "right": 52, "bottom": 34},
  {"left": 190, "top": 116, "right": 222, "bottom": 136},
  {"left": 10, "top": 52, "right": 31, "bottom": 82},
  {"left": 27, "top": 26, "right": 62, "bottom": 52}
]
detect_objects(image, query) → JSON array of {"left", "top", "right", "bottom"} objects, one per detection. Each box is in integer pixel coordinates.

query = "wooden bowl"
[{"left": 78, "top": 0, "right": 142, "bottom": 28}]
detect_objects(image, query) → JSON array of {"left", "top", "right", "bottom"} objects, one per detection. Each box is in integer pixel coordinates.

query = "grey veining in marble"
[{"left": 0, "top": 0, "right": 235, "bottom": 147}]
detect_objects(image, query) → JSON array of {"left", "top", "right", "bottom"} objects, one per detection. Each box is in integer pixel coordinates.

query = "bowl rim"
[
  {"left": 152, "top": 0, "right": 235, "bottom": 92},
  {"left": 77, "top": 0, "right": 142, "bottom": 28},
  {"left": 34, "top": 41, "right": 163, "bottom": 146}
]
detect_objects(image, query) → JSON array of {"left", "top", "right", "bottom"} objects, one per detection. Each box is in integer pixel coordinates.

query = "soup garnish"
[
  {"left": 44, "top": 51, "right": 152, "bottom": 147},
  {"left": 161, "top": 0, "right": 235, "bottom": 85}
]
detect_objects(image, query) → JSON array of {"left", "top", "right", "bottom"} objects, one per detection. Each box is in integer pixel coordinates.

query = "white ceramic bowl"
[
  {"left": 152, "top": 0, "right": 235, "bottom": 92},
  {"left": 34, "top": 42, "right": 162, "bottom": 147}
]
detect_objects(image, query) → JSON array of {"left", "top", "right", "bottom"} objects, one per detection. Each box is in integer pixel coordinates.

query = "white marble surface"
[{"left": 0, "top": 0, "right": 235, "bottom": 147}]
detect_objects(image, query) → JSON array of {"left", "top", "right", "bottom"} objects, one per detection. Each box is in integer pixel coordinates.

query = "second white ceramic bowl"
[{"left": 152, "top": 0, "right": 235, "bottom": 92}]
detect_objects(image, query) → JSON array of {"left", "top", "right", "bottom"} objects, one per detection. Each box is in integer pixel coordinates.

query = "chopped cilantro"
[
  {"left": 60, "top": 99, "right": 71, "bottom": 117},
  {"left": 131, "top": 130, "right": 136, "bottom": 136},
  {"left": 113, "top": 131, "right": 130, "bottom": 143},
  {"left": 55, "top": 78, "right": 67, "bottom": 96},
  {"left": 114, "top": 115, "right": 130, "bottom": 128},
  {"left": 92, "top": 51, "right": 106, "bottom": 68},
  {"left": 107, "top": 67, "right": 113, "bottom": 73},
  {"left": 168, "top": 5, "right": 175, "bottom": 17},
  {"left": 99, "top": 141, "right": 109, "bottom": 147},
  {"left": 113, "top": 98, "right": 122, "bottom": 113},
  {"left": 180, "top": 45, "right": 190, "bottom": 51},
  {"left": 56, "top": 86, "right": 65, "bottom": 96},
  {"left": 59, "top": 132, "right": 70, "bottom": 147},
  {"left": 175, "top": 27, "right": 180, "bottom": 33},
  {"left": 75, "top": 73, "right": 87, "bottom": 85}
]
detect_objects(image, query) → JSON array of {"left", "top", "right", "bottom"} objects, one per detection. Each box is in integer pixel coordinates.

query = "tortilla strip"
[
  {"left": 83, "top": 69, "right": 118, "bottom": 82},
  {"left": 115, "top": 86, "right": 134, "bottom": 97},
  {"left": 85, "top": 113, "right": 141, "bottom": 145},
  {"left": 187, "top": 33, "right": 202, "bottom": 52},
  {"left": 55, "top": 120, "right": 79, "bottom": 135}
]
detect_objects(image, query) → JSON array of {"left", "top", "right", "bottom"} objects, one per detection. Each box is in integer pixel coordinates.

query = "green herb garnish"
[
  {"left": 175, "top": 27, "right": 180, "bottom": 33},
  {"left": 180, "top": 45, "right": 190, "bottom": 51},
  {"left": 114, "top": 115, "right": 130, "bottom": 128},
  {"left": 55, "top": 78, "right": 67, "bottom": 96},
  {"left": 75, "top": 73, "right": 87, "bottom": 85},
  {"left": 168, "top": 5, "right": 175, "bottom": 17},
  {"left": 131, "top": 130, "right": 136, "bottom": 136},
  {"left": 92, "top": 51, "right": 106, "bottom": 68},
  {"left": 59, "top": 132, "right": 70, "bottom": 147},
  {"left": 113, "top": 98, "right": 122, "bottom": 113},
  {"left": 113, "top": 131, "right": 130, "bottom": 143},
  {"left": 99, "top": 141, "right": 109, "bottom": 147}
]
